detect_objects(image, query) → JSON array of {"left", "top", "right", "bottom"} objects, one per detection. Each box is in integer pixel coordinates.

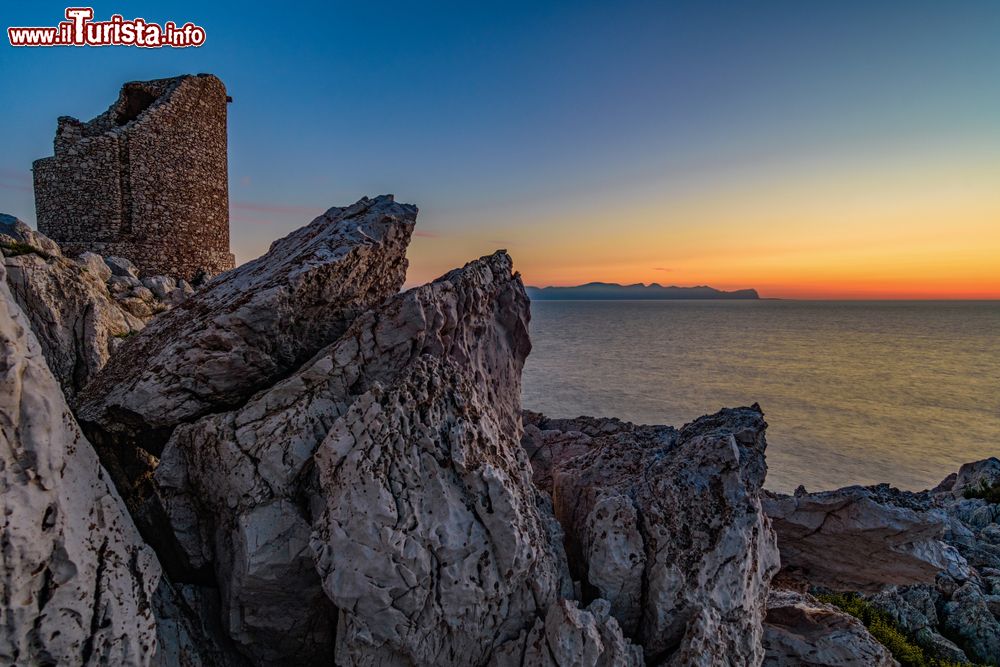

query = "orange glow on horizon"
[{"left": 397, "top": 150, "right": 1000, "bottom": 300}]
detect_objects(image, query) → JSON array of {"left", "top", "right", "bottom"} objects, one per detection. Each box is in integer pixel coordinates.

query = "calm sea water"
[{"left": 521, "top": 300, "right": 1000, "bottom": 493}]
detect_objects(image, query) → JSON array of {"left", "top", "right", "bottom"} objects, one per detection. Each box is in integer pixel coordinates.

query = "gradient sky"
[{"left": 2, "top": 1, "right": 999, "bottom": 298}]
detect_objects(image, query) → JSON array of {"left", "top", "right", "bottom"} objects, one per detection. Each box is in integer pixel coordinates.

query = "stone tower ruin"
[{"left": 32, "top": 74, "right": 235, "bottom": 280}]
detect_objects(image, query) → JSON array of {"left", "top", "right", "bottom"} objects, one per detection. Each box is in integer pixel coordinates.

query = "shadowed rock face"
[
  {"left": 762, "top": 486, "right": 969, "bottom": 592},
  {"left": 1, "top": 213, "right": 63, "bottom": 257},
  {"left": 0, "top": 260, "right": 161, "bottom": 666},
  {"left": 522, "top": 406, "right": 781, "bottom": 665},
  {"left": 75, "top": 195, "right": 416, "bottom": 454},
  {"left": 762, "top": 590, "right": 896, "bottom": 666},
  {"left": 844, "top": 461, "right": 1000, "bottom": 665},
  {"left": 490, "top": 598, "right": 644, "bottom": 667}
]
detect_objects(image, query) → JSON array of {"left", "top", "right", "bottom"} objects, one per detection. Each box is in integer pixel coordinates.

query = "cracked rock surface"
[
  {"left": 312, "top": 353, "right": 568, "bottom": 666},
  {"left": 0, "top": 260, "right": 161, "bottom": 666},
  {"left": 763, "top": 486, "right": 968, "bottom": 592},
  {"left": 157, "top": 250, "right": 562, "bottom": 664},
  {"left": 762, "top": 590, "right": 897, "bottom": 666},
  {"left": 522, "top": 406, "right": 781, "bottom": 665},
  {"left": 76, "top": 195, "right": 416, "bottom": 454},
  {"left": 490, "top": 599, "right": 644, "bottom": 667}
]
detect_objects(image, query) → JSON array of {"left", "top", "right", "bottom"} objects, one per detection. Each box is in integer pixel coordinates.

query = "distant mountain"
[{"left": 525, "top": 282, "right": 760, "bottom": 300}]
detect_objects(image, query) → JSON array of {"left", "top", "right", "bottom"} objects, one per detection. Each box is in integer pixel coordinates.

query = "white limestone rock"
[
  {"left": 0, "top": 213, "right": 62, "bottom": 257},
  {"left": 105, "top": 255, "right": 140, "bottom": 278},
  {"left": 0, "top": 260, "right": 161, "bottom": 666},
  {"left": 77, "top": 251, "right": 113, "bottom": 282},
  {"left": 142, "top": 275, "right": 177, "bottom": 299},
  {"left": 492, "top": 599, "right": 643, "bottom": 667},
  {"left": 522, "top": 406, "right": 780, "bottom": 665},
  {"left": 157, "top": 250, "right": 550, "bottom": 663},
  {"left": 312, "top": 354, "right": 568, "bottom": 666},
  {"left": 944, "top": 458, "right": 1000, "bottom": 499}
]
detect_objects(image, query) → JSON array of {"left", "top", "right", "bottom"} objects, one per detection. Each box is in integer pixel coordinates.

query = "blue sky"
[{"left": 2, "top": 1, "right": 999, "bottom": 295}]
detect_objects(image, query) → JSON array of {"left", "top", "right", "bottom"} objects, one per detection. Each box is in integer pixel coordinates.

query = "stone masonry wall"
[{"left": 33, "top": 74, "right": 235, "bottom": 281}]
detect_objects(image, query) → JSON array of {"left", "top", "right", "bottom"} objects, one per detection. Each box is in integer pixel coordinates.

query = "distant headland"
[{"left": 525, "top": 282, "right": 760, "bottom": 300}]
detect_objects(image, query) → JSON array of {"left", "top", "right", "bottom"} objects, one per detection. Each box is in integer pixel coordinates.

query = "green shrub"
[
  {"left": 964, "top": 479, "right": 1000, "bottom": 504},
  {"left": 817, "top": 593, "right": 979, "bottom": 667}
]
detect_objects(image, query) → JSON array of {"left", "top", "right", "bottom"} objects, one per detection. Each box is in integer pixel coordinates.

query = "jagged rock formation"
[
  {"left": 763, "top": 486, "right": 968, "bottom": 591},
  {"left": 3, "top": 189, "right": 986, "bottom": 666},
  {"left": 846, "top": 462, "right": 1000, "bottom": 665},
  {"left": 0, "top": 260, "right": 161, "bottom": 665},
  {"left": 76, "top": 195, "right": 416, "bottom": 455},
  {"left": 1, "top": 215, "right": 146, "bottom": 403},
  {"left": 1, "top": 212, "right": 62, "bottom": 257},
  {"left": 762, "top": 590, "right": 897, "bottom": 666},
  {"left": 156, "top": 251, "right": 561, "bottom": 663},
  {"left": 313, "top": 354, "right": 567, "bottom": 665},
  {"left": 522, "top": 407, "right": 781, "bottom": 665}
]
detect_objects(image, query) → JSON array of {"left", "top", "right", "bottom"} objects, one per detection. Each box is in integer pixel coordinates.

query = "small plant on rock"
[
  {"left": 818, "top": 593, "right": 979, "bottom": 667},
  {"left": 963, "top": 479, "right": 1000, "bottom": 504}
]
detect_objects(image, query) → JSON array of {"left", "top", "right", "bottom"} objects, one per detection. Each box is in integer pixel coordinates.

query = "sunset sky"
[{"left": 2, "top": 1, "right": 999, "bottom": 298}]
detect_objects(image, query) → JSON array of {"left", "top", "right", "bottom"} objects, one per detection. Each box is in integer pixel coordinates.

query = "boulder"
[
  {"left": 524, "top": 406, "right": 780, "bottom": 665},
  {"left": 108, "top": 274, "right": 142, "bottom": 293},
  {"left": 948, "top": 458, "right": 1000, "bottom": 499},
  {"left": 763, "top": 486, "right": 968, "bottom": 591},
  {"left": 77, "top": 251, "right": 113, "bottom": 282},
  {"left": 3, "top": 239, "right": 145, "bottom": 403},
  {"left": 0, "top": 213, "right": 62, "bottom": 257},
  {"left": 941, "top": 582, "right": 1000, "bottom": 664},
  {"left": 762, "top": 590, "right": 897, "bottom": 666},
  {"left": 105, "top": 255, "right": 140, "bottom": 278},
  {"left": 0, "top": 260, "right": 161, "bottom": 665},
  {"left": 76, "top": 194, "right": 416, "bottom": 457},
  {"left": 142, "top": 275, "right": 178, "bottom": 299},
  {"left": 157, "top": 251, "right": 549, "bottom": 663}
]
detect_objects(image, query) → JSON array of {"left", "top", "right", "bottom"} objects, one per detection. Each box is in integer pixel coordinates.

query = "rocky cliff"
[{"left": 0, "top": 201, "right": 994, "bottom": 666}]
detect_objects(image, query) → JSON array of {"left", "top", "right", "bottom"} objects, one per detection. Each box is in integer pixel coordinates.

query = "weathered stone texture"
[
  {"left": 75, "top": 195, "right": 415, "bottom": 452},
  {"left": 0, "top": 259, "right": 161, "bottom": 666},
  {"left": 763, "top": 486, "right": 968, "bottom": 592},
  {"left": 33, "top": 74, "right": 235, "bottom": 280},
  {"left": 522, "top": 407, "right": 781, "bottom": 665}
]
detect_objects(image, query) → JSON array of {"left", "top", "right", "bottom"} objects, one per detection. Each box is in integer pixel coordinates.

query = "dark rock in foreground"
[{"left": 523, "top": 406, "right": 780, "bottom": 664}]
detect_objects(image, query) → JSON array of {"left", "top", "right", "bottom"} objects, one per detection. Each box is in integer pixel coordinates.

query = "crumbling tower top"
[{"left": 33, "top": 74, "right": 235, "bottom": 280}]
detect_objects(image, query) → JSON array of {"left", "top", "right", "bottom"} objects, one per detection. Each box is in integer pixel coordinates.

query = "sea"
[{"left": 521, "top": 300, "right": 1000, "bottom": 493}]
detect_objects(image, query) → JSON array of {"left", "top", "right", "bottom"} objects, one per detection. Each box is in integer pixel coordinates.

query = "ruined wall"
[{"left": 33, "top": 74, "right": 235, "bottom": 280}]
